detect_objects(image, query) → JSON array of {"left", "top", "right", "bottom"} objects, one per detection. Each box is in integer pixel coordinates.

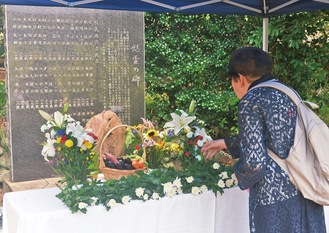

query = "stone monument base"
[{"left": 2, "top": 176, "right": 60, "bottom": 194}]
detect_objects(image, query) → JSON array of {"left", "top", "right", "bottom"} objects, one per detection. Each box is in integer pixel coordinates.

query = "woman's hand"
[{"left": 201, "top": 139, "right": 227, "bottom": 159}]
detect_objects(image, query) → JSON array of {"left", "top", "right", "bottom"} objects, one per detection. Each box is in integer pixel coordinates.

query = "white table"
[
  {"left": 2, "top": 187, "right": 249, "bottom": 233},
  {"left": 3, "top": 186, "right": 329, "bottom": 233}
]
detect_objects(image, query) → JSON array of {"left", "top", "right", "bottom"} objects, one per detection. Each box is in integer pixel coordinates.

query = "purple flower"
[{"left": 167, "top": 129, "right": 175, "bottom": 137}]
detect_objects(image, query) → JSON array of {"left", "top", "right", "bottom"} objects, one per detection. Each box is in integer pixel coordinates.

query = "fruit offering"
[{"left": 102, "top": 152, "right": 146, "bottom": 170}]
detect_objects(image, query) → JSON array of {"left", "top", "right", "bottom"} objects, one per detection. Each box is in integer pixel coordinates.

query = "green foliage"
[
  {"left": 145, "top": 13, "right": 252, "bottom": 138},
  {"left": 56, "top": 160, "right": 236, "bottom": 213},
  {"left": 145, "top": 11, "right": 329, "bottom": 134},
  {"left": 174, "top": 89, "right": 239, "bottom": 138},
  {"left": 0, "top": 6, "right": 4, "bottom": 64},
  {"left": 0, "top": 80, "right": 6, "bottom": 118},
  {"left": 247, "top": 11, "right": 329, "bottom": 124},
  {"left": 0, "top": 128, "right": 8, "bottom": 154}
]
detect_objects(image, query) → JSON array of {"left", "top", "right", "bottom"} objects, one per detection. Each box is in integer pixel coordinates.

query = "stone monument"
[{"left": 4, "top": 5, "right": 145, "bottom": 182}]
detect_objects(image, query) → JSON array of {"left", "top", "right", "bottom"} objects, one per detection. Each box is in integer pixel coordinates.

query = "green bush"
[
  {"left": 145, "top": 13, "right": 252, "bottom": 138},
  {"left": 145, "top": 11, "right": 329, "bottom": 138},
  {"left": 0, "top": 80, "right": 5, "bottom": 118}
]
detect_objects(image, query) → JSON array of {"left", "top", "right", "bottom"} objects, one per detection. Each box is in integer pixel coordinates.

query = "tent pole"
[{"left": 262, "top": 17, "right": 268, "bottom": 52}]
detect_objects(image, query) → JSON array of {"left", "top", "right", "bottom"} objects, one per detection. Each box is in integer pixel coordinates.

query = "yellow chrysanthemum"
[
  {"left": 64, "top": 139, "right": 74, "bottom": 148},
  {"left": 56, "top": 137, "right": 62, "bottom": 144},
  {"left": 84, "top": 141, "right": 93, "bottom": 150}
]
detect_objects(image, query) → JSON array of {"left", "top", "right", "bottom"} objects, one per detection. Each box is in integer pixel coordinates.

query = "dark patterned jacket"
[{"left": 225, "top": 78, "right": 326, "bottom": 233}]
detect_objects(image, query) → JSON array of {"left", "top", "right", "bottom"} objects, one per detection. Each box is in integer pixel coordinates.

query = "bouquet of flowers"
[
  {"left": 124, "top": 118, "right": 183, "bottom": 169},
  {"left": 39, "top": 103, "right": 98, "bottom": 186},
  {"left": 163, "top": 100, "right": 212, "bottom": 168},
  {"left": 123, "top": 101, "right": 213, "bottom": 170}
]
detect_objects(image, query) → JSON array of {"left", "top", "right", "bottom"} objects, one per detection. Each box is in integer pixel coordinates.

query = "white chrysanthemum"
[
  {"left": 173, "top": 178, "right": 182, "bottom": 188},
  {"left": 186, "top": 131, "right": 194, "bottom": 138},
  {"left": 177, "top": 187, "right": 183, "bottom": 194},
  {"left": 151, "top": 192, "right": 160, "bottom": 200},
  {"left": 78, "top": 202, "right": 88, "bottom": 209},
  {"left": 106, "top": 199, "right": 118, "bottom": 208},
  {"left": 40, "top": 124, "right": 49, "bottom": 133},
  {"left": 166, "top": 188, "right": 177, "bottom": 197},
  {"left": 122, "top": 195, "right": 131, "bottom": 204},
  {"left": 135, "top": 187, "right": 145, "bottom": 198},
  {"left": 225, "top": 179, "right": 234, "bottom": 188},
  {"left": 200, "top": 185, "right": 208, "bottom": 192},
  {"left": 231, "top": 173, "right": 238, "bottom": 183},
  {"left": 213, "top": 162, "right": 220, "bottom": 170},
  {"left": 220, "top": 171, "right": 229, "bottom": 179},
  {"left": 218, "top": 180, "right": 225, "bottom": 188},
  {"left": 90, "top": 197, "right": 98, "bottom": 206},
  {"left": 186, "top": 176, "right": 194, "bottom": 183},
  {"left": 197, "top": 140, "right": 204, "bottom": 147},
  {"left": 162, "top": 182, "right": 174, "bottom": 194},
  {"left": 191, "top": 186, "right": 201, "bottom": 195},
  {"left": 143, "top": 194, "right": 149, "bottom": 201}
]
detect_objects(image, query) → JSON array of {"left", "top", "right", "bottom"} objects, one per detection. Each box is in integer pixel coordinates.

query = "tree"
[
  {"left": 145, "top": 13, "right": 258, "bottom": 138},
  {"left": 247, "top": 11, "right": 329, "bottom": 123},
  {"left": 145, "top": 11, "right": 329, "bottom": 139}
]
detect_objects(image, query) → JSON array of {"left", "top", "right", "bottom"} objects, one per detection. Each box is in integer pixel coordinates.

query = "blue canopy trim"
[{"left": 0, "top": 0, "right": 329, "bottom": 16}]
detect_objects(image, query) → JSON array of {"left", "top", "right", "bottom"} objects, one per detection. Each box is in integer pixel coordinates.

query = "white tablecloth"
[
  {"left": 2, "top": 187, "right": 249, "bottom": 233},
  {"left": 3, "top": 186, "right": 329, "bottom": 233}
]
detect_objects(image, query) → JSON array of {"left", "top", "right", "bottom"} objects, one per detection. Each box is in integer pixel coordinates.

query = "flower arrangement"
[
  {"left": 123, "top": 100, "right": 213, "bottom": 170},
  {"left": 39, "top": 103, "right": 98, "bottom": 185},
  {"left": 38, "top": 101, "right": 237, "bottom": 214},
  {"left": 123, "top": 118, "right": 183, "bottom": 169},
  {"left": 56, "top": 159, "right": 238, "bottom": 214},
  {"left": 163, "top": 100, "right": 212, "bottom": 168}
]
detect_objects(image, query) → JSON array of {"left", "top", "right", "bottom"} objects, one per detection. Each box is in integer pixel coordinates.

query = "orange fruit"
[
  {"left": 132, "top": 160, "right": 140, "bottom": 169},
  {"left": 138, "top": 161, "right": 144, "bottom": 169}
]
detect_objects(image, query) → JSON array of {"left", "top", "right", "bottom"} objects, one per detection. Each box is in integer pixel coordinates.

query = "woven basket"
[{"left": 99, "top": 124, "right": 146, "bottom": 180}]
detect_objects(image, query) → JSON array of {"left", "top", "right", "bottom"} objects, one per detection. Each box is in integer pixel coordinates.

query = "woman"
[{"left": 201, "top": 47, "right": 326, "bottom": 233}]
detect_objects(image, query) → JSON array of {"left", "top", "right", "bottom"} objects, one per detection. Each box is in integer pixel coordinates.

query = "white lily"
[
  {"left": 53, "top": 111, "right": 66, "bottom": 128},
  {"left": 41, "top": 133, "right": 56, "bottom": 161},
  {"left": 164, "top": 110, "right": 196, "bottom": 135},
  {"left": 194, "top": 126, "right": 212, "bottom": 144},
  {"left": 66, "top": 122, "right": 95, "bottom": 149},
  {"left": 38, "top": 110, "right": 54, "bottom": 122}
]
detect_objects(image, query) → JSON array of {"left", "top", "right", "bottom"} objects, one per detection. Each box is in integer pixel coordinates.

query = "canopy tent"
[{"left": 1, "top": 0, "right": 329, "bottom": 51}]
